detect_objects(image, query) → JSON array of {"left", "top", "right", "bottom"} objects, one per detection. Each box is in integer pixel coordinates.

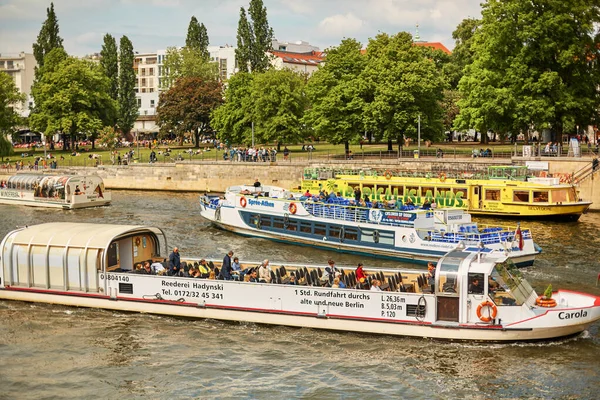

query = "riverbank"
[{"left": 2, "top": 156, "right": 599, "bottom": 209}]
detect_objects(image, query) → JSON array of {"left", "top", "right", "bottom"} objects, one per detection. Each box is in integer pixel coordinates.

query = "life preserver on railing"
[
  {"left": 439, "top": 172, "right": 447, "bottom": 182},
  {"left": 384, "top": 170, "right": 393, "bottom": 180},
  {"left": 240, "top": 196, "right": 247, "bottom": 208},
  {"left": 289, "top": 202, "right": 297, "bottom": 214},
  {"left": 476, "top": 300, "right": 498, "bottom": 322}
]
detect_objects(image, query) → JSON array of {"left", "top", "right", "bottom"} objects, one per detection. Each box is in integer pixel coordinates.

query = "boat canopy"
[{"left": 2, "top": 223, "right": 166, "bottom": 251}]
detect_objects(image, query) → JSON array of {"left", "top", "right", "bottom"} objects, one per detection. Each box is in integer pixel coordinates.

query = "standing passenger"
[
  {"left": 168, "top": 247, "right": 181, "bottom": 276},
  {"left": 220, "top": 250, "right": 234, "bottom": 280}
]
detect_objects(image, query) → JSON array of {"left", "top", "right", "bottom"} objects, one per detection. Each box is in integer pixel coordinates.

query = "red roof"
[
  {"left": 413, "top": 42, "right": 451, "bottom": 55},
  {"left": 270, "top": 50, "right": 325, "bottom": 66}
]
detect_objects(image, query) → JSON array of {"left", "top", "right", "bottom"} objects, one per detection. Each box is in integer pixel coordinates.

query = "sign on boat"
[
  {"left": 199, "top": 184, "right": 541, "bottom": 267},
  {"left": 0, "top": 173, "right": 111, "bottom": 209},
  {"left": 1, "top": 222, "right": 598, "bottom": 342}
]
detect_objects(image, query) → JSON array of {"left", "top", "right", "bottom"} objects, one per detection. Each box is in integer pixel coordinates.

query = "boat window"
[
  {"left": 286, "top": 221, "right": 297, "bottom": 231},
  {"left": 468, "top": 273, "right": 484, "bottom": 294},
  {"left": 436, "top": 252, "right": 466, "bottom": 295},
  {"left": 568, "top": 187, "right": 577, "bottom": 202},
  {"left": 533, "top": 191, "right": 548, "bottom": 202},
  {"left": 485, "top": 189, "right": 500, "bottom": 201},
  {"left": 329, "top": 226, "right": 341, "bottom": 238},
  {"left": 513, "top": 191, "right": 530, "bottom": 202},
  {"left": 272, "top": 217, "right": 284, "bottom": 229},
  {"left": 421, "top": 186, "right": 435, "bottom": 198},
  {"left": 453, "top": 188, "right": 467, "bottom": 197},
  {"left": 361, "top": 184, "right": 375, "bottom": 200},
  {"left": 489, "top": 260, "right": 534, "bottom": 306},
  {"left": 261, "top": 217, "right": 272, "bottom": 228},
  {"left": 344, "top": 228, "right": 358, "bottom": 241},
  {"left": 435, "top": 187, "right": 451, "bottom": 195},
  {"left": 300, "top": 222, "right": 311, "bottom": 233},
  {"left": 314, "top": 224, "right": 326, "bottom": 236},
  {"left": 391, "top": 185, "right": 404, "bottom": 197},
  {"left": 550, "top": 189, "right": 567, "bottom": 202}
]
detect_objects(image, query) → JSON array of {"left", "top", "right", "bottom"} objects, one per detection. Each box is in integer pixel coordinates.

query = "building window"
[
  {"left": 149, "top": 68, "right": 154, "bottom": 75},
  {"left": 141, "top": 88, "right": 146, "bottom": 93},
  {"left": 158, "top": 66, "right": 163, "bottom": 76},
  {"left": 279, "top": 46, "right": 287, "bottom": 51},
  {"left": 149, "top": 88, "right": 154, "bottom": 93},
  {"left": 137, "top": 98, "right": 141, "bottom": 107},
  {"left": 141, "top": 68, "right": 146, "bottom": 77},
  {"left": 150, "top": 100, "right": 155, "bottom": 108},
  {"left": 7, "top": 60, "right": 14, "bottom": 69},
  {"left": 141, "top": 78, "right": 146, "bottom": 87}
]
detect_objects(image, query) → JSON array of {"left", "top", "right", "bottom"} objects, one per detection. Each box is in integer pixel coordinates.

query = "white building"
[
  {"left": 0, "top": 52, "right": 37, "bottom": 118},
  {"left": 269, "top": 40, "right": 324, "bottom": 76},
  {"left": 132, "top": 52, "right": 160, "bottom": 134},
  {"left": 208, "top": 45, "right": 236, "bottom": 80}
]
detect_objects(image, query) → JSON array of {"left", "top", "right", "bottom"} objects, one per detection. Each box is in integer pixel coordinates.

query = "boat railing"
[
  {"left": 418, "top": 224, "right": 531, "bottom": 246},
  {"left": 303, "top": 200, "right": 428, "bottom": 227}
]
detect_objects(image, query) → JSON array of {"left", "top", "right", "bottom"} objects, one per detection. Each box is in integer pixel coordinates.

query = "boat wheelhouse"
[
  {"left": 1, "top": 223, "right": 598, "bottom": 342},
  {"left": 199, "top": 185, "right": 540, "bottom": 267},
  {"left": 0, "top": 173, "right": 111, "bottom": 209},
  {"left": 300, "top": 166, "right": 591, "bottom": 221}
]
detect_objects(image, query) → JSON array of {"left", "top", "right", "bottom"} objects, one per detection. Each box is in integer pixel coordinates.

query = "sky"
[{"left": 0, "top": 0, "right": 483, "bottom": 57}]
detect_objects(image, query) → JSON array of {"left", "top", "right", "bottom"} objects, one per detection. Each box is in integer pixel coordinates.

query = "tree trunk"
[
  {"left": 277, "top": 142, "right": 281, "bottom": 152},
  {"left": 344, "top": 141, "right": 349, "bottom": 153},
  {"left": 194, "top": 131, "right": 200, "bottom": 148},
  {"left": 387, "top": 139, "right": 393, "bottom": 151}
]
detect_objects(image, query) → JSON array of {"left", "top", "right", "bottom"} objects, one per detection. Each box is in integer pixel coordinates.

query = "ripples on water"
[{"left": 0, "top": 191, "right": 599, "bottom": 399}]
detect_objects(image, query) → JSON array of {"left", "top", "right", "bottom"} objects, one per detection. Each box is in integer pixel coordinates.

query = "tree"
[
  {"left": 304, "top": 38, "right": 366, "bottom": 153},
  {"left": 251, "top": 69, "right": 307, "bottom": 149},
  {"left": 211, "top": 72, "right": 255, "bottom": 145},
  {"left": 157, "top": 77, "right": 223, "bottom": 147},
  {"left": 0, "top": 72, "right": 25, "bottom": 135},
  {"left": 235, "top": 0, "right": 274, "bottom": 73},
  {"left": 161, "top": 46, "right": 218, "bottom": 89},
  {"left": 29, "top": 48, "right": 117, "bottom": 150},
  {"left": 362, "top": 32, "right": 445, "bottom": 151},
  {"left": 100, "top": 34, "right": 119, "bottom": 101},
  {"left": 235, "top": 7, "right": 252, "bottom": 73},
  {"left": 98, "top": 126, "right": 120, "bottom": 152},
  {"left": 0, "top": 133, "right": 12, "bottom": 162},
  {"left": 185, "top": 16, "right": 209, "bottom": 60},
  {"left": 456, "top": 0, "right": 600, "bottom": 143},
  {"left": 32, "top": 2, "right": 64, "bottom": 70},
  {"left": 118, "top": 36, "right": 138, "bottom": 138}
]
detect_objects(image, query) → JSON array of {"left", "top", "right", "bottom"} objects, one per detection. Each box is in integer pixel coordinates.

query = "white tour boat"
[
  {"left": 199, "top": 185, "right": 541, "bottom": 267},
  {"left": 0, "top": 173, "right": 111, "bottom": 209},
  {"left": 1, "top": 222, "right": 597, "bottom": 342}
]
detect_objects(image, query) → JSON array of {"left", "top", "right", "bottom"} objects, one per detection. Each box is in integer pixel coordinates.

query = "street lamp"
[{"left": 417, "top": 114, "right": 421, "bottom": 157}]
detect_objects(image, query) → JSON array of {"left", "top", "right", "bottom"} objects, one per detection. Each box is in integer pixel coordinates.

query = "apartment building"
[
  {"left": 269, "top": 40, "right": 324, "bottom": 76},
  {"left": 0, "top": 52, "right": 37, "bottom": 117}
]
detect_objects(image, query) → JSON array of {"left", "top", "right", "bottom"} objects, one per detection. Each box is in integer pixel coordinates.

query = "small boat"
[
  {"left": 0, "top": 173, "right": 111, "bottom": 209},
  {"left": 0, "top": 222, "right": 598, "bottom": 342},
  {"left": 300, "top": 166, "right": 592, "bottom": 221},
  {"left": 198, "top": 185, "right": 541, "bottom": 267}
]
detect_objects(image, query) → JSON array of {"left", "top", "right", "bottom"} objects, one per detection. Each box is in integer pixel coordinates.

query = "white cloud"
[
  {"left": 318, "top": 13, "right": 364, "bottom": 37},
  {"left": 279, "top": 0, "right": 313, "bottom": 15}
]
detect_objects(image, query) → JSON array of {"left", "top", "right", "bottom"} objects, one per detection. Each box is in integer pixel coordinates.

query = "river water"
[{"left": 0, "top": 191, "right": 599, "bottom": 399}]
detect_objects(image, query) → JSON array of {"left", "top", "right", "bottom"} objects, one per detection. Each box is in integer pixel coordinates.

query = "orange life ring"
[
  {"left": 476, "top": 300, "right": 498, "bottom": 322},
  {"left": 240, "top": 196, "right": 247, "bottom": 207},
  {"left": 384, "top": 170, "right": 393, "bottom": 180},
  {"left": 289, "top": 202, "right": 297, "bottom": 214},
  {"left": 535, "top": 296, "right": 557, "bottom": 308},
  {"left": 439, "top": 172, "right": 447, "bottom": 182}
]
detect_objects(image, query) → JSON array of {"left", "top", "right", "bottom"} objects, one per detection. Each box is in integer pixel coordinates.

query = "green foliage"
[
  {"left": 32, "top": 2, "right": 64, "bottom": 70},
  {"left": 235, "top": 7, "right": 252, "bottom": 73},
  {"left": 544, "top": 284, "right": 553, "bottom": 299},
  {"left": 0, "top": 133, "right": 13, "bottom": 161},
  {"left": 456, "top": 0, "right": 600, "bottom": 141},
  {"left": 211, "top": 72, "right": 255, "bottom": 145},
  {"left": 185, "top": 16, "right": 210, "bottom": 61},
  {"left": 161, "top": 47, "right": 219, "bottom": 89},
  {"left": 100, "top": 34, "right": 119, "bottom": 101},
  {"left": 251, "top": 69, "right": 307, "bottom": 145},
  {"left": 118, "top": 36, "right": 138, "bottom": 137},
  {"left": 446, "top": 18, "right": 480, "bottom": 89},
  {"left": 98, "top": 126, "right": 120, "bottom": 151},
  {"left": 441, "top": 89, "right": 461, "bottom": 133},
  {"left": 157, "top": 77, "right": 223, "bottom": 147},
  {"left": 304, "top": 38, "right": 366, "bottom": 151},
  {"left": 28, "top": 49, "right": 117, "bottom": 145},
  {"left": 236, "top": 0, "right": 274, "bottom": 73},
  {"left": 0, "top": 72, "right": 26, "bottom": 134},
  {"left": 362, "top": 32, "right": 445, "bottom": 147}
]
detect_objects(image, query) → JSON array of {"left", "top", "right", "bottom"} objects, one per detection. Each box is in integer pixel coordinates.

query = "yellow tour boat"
[{"left": 299, "top": 166, "right": 591, "bottom": 221}]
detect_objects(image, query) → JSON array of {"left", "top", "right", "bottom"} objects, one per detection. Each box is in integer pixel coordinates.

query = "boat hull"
[{"left": 0, "top": 288, "right": 593, "bottom": 342}]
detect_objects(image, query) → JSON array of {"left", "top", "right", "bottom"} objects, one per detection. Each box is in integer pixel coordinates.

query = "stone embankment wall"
[{"left": 2, "top": 157, "right": 600, "bottom": 209}]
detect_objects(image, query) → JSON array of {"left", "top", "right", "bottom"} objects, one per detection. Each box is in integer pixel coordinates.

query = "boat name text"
[
  {"left": 248, "top": 199, "right": 275, "bottom": 207},
  {"left": 558, "top": 310, "right": 588, "bottom": 320}
]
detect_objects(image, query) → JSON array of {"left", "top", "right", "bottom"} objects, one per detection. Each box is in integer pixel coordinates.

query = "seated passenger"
[
  {"left": 370, "top": 279, "right": 382, "bottom": 291},
  {"left": 258, "top": 260, "right": 271, "bottom": 283},
  {"left": 141, "top": 261, "right": 153, "bottom": 275},
  {"left": 208, "top": 270, "right": 216, "bottom": 280},
  {"left": 332, "top": 277, "right": 341, "bottom": 288},
  {"left": 304, "top": 189, "right": 311, "bottom": 197},
  {"left": 187, "top": 265, "right": 200, "bottom": 278},
  {"left": 356, "top": 263, "right": 368, "bottom": 283},
  {"left": 468, "top": 277, "right": 483, "bottom": 294},
  {"left": 231, "top": 257, "right": 242, "bottom": 280},
  {"left": 422, "top": 199, "right": 431, "bottom": 210},
  {"left": 151, "top": 260, "right": 166, "bottom": 275},
  {"left": 197, "top": 259, "right": 211, "bottom": 278},
  {"left": 324, "top": 259, "right": 340, "bottom": 283},
  {"left": 287, "top": 274, "right": 297, "bottom": 285},
  {"left": 248, "top": 269, "right": 259, "bottom": 282}
]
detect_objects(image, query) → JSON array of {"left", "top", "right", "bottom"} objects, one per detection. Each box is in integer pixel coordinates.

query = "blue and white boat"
[{"left": 199, "top": 185, "right": 541, "bottom": 267}]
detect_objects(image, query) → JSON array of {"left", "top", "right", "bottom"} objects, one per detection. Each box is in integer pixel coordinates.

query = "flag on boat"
[{"left": 515, "top": 223, "right": 524, "bottom": 250}]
